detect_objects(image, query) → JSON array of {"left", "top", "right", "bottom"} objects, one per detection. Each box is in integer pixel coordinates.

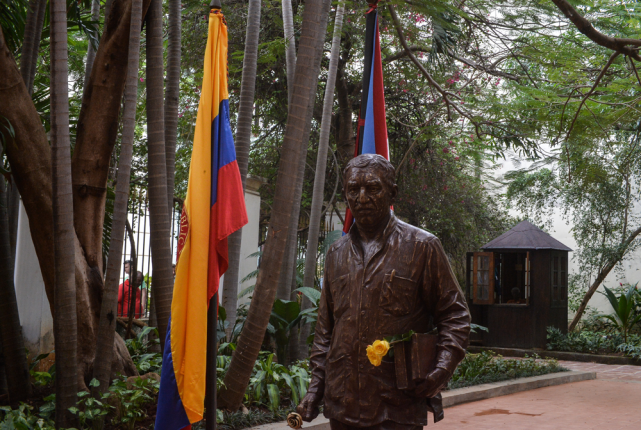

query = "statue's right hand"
[{"left": 296, "top": 392, "right": 321, "bottom": 422}]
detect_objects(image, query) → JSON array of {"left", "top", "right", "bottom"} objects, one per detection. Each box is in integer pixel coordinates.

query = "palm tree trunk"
[
  {"left": 9, "top": 0, "right": 46, "bottom": 270},
  {"left": 221, "top": 0, "right": 261, "bottom": 337},
  {"left": 299, "top": 1, "right": 344, "bottom": 359},
  {"left": 50, "top": 0, "right": 78, "bottom": 424},
  {"left": 27, "top": 0, "right": 46, "bottom": 93},
  {"left": 0, "top": 166, "right": 31, "bottom": 402},
  {"left": 92, "top": 0, "right": 143, "bottom": 397},
  {"left": 146, "top": 0, "right": 174, "bottom": 350},
  {"left": 282, "top": 0, "right": 296, "bottom": 105},
  {"left": 83, "top": 0, "right": 101, "bottom": 92},
  {"left": 283, "top": 49, "right": 324, "bottom": 361},
  {"left": 217, "top": 0, "right": 331, "bottom": 410},
  {"left": 164, "top": 0, "right": 180, "bottom": 216},
  {"left": 20, "top": 0, "right": 43, "bottom": 93}
]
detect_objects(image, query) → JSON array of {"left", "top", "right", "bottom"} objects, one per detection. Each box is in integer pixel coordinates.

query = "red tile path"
[
  {"left": 431, "top": 361, "right": 641, "bottom": 429},
  {"left": 557, "top": 360, "right": 641, "bottom": 381}
]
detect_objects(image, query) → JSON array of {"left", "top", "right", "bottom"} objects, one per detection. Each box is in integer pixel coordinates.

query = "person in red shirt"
[{"left": 118, "top": 269, "right": 145, "bottom": 318}]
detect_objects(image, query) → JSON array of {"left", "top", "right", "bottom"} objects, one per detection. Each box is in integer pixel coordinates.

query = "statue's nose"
[{"left": 358, "top": 187, "right": 368, "bottom": 202}]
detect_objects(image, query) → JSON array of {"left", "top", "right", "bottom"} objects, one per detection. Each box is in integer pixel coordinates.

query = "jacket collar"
[{"left": 348, "top": 213, "right": 398, "bottom": 259}]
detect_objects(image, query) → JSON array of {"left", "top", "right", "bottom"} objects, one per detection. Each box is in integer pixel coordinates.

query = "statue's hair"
[{"left": 343, "top": 154, "right": 396, "bottom": 190}]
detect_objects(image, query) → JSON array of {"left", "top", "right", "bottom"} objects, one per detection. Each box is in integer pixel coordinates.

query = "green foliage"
[
  {"left": 0, "top": 403, "right": 54, "bottom": 430},
  {"left": 29, "top": 352, "right": 53, "bottom": 387},
  {"left": 125, "top": 326, "right": 162, "bottom": 374},
  {"left": 218, "top": 304, "right": 249, "bottom": 352},
  {"left": 68, "top": 380, "right": 111, "bottom": 428},
  {"left": 598, "top": 285, "right": 641, "bottom": 342},
  {"left": 448, "top": 351, "right": 566, "bottom": 390},
  {"left": 267, "top": 299, "right": 302, "bottom": 362},
  {"left": 215, "top": 349, "right": 310, "bottom": 414},
  {"left": 470, "top": 323, "right": 489, "bottom": 334},
  {"left": 107, "top": 375, "right": 159, "bottom": 430},
  {"left": 547, "top": 326, "right": 641, "bottom": 359},
  {"left": 0, "top": 373, "right": 159, "bottom": 430},
  {"left": 245, "top": 353, "right": 309, "bottom": 412},
  {"left": 216, "top": 408, "right": 289, "bottom": 430}
]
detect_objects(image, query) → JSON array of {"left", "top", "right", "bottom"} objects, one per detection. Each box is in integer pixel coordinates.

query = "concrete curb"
[
  {"left": 468, "top": 345, "right": 641, "bottom": 366},
  {"left": 441, "top": 370, "right": 595, "bottom": 408},
  {"left": 248, "top": 371, "right": 595, "bottom": 430}
]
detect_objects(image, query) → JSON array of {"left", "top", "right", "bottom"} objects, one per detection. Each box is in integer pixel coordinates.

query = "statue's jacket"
[{"left": 308, "top": 215, "right": 471, "bottom": 426}]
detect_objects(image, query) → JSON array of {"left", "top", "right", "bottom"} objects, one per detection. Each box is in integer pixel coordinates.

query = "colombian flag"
[
  {"left": 155, "top": 10, "right": 248, "bottom": 430},
  {"left": 343, "top": 6, "right": 389, "bottom": 234}
]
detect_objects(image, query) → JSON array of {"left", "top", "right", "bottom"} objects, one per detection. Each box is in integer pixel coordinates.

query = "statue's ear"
[{"left": 390, "top": 184, "right": 399, "bottom": 203}]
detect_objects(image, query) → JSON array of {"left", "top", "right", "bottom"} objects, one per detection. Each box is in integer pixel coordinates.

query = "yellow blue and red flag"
[
  {"left": 155, "top": 9, "right": 247, "bottom": 430},
  {"left": 343, "top": 4, "right": 389, "bottom": 234}
]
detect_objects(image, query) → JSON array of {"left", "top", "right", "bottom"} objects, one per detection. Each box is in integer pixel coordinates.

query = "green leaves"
[
  {"left": 244, "top": 353, "right": 311, "bottom": 413},
  {"left": 598, "top": 285, "right": 641, "bottom": 342},
  {"left": 449, "top": 351, "right": 565, "bottom": 390},
  {"left": 384, "top": 330, "right": 416, "bottom": 344}
]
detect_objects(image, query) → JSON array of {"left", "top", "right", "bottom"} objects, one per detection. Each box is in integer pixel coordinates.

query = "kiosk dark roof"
[{"left": 482, "top": 220, "right": 572, "bottom": 251}]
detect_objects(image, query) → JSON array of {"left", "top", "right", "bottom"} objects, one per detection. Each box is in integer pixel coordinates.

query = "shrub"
[
  {"left": 125, "top": 326, "right": 162, "bottom": 374},
  {"left": 546, "top": 326, "right": 641, "bottom": 358},
  {"left": 448, "top": 351, "right": 566, "bottom": 390}
]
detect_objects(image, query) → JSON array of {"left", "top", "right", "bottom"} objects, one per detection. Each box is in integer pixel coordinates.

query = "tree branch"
[
  {"left": 388, "top": 4, "right": 462, "bottom": 121},
  {"left": 551, "top": 0, "right": 641, "bottom": 60},
  {"left": 564, "top": 52, "right": 619, "bottom": 142},
  {"left": 569, "top": 224, "right": 641, "bottom": 331},
  {"left": 384, "top": 45, "right": 430, "bottom": 63}
]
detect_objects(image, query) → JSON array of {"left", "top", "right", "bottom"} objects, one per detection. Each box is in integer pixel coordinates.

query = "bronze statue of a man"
[{"left": 297, "top": 154, "right": 470, "bottom": 430}]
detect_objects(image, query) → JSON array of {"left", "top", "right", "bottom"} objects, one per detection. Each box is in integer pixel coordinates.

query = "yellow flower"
[
  {"left": 366, "top": 340, "right": 390, "bottom": 366},
  {"left": 372, "top": 340, "right": 390, "bottom": 357},
  {"left": 366, "top": 346, "right": 382, "bottom": 366}
]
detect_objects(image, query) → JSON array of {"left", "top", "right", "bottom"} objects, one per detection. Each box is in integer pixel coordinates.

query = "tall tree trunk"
[
  {"left": 217, "top": 0, "right": 331, "bottom": 410},
  {"left": 164, "top": 0, "right": 181, "bottom": 216},
  {"left": 9, "top": 0, "right": 47, "bottom": 269},
  {"left": 20, "top": 0, "right": 43, "bottom": 93},
  {"left": 282, "top": 0, "right": 296, "bottom": 105},
  {"left": 92, "top": 0, "right": 143, "bottom": 397},
  {"left": 333, "top": 26, "right": 354, "bottom": 167},
  {"left": 300, "top": 2, "right": 345, "bottom": 286},
  {"left": 83, "top": 0, "right": 101, "bottom": 92},
  {"left": 299, "top": 0, "right": 344, "bottom": 359},
  {"left": 50, "top": 0, "right": 78, "bottom": 424},
  {"left": 0, "top": 166, "right": 31, "bottom": 402},
  {"left": 569, "top": 225, "right": 641, "bottom": 331},
  {"left": 27, "top": 0, "right": 46, "bottom": 92},
  {"left": 0, "top": 0, "right": 145, "bottom": 387},
  {"left": 146, "top": 0, "right": 174, "bottom": 349},
  {"left": 221, "top": 0, "right": 261, "bottom": 336}
]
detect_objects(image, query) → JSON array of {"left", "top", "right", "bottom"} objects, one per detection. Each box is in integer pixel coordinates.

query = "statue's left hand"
[{"left": 412, "top": 367, "right": 451, "bottom": 398}]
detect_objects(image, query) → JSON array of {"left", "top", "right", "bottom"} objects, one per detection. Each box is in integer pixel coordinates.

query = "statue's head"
[{"left": 343, "top": 154, "right": 398, "bottom": 229}]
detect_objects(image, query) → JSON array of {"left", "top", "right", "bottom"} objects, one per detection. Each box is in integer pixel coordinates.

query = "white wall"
[
  {"left": 219, "top": 176, "right": 262, "bottom": 307},
  {"left": 13, "top": 201, "right": 54, "bottom": 358},
  {"left": 494, "top": 155, "right": 641, "bottom": 314}
]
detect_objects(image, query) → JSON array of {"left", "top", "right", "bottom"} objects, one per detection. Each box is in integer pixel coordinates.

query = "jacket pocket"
[
  {"left": 379, "top": 270, "right": 418, "bottom": 316},
  {"left": 325, "top": 354, "right": 349, "bottom": 400}
]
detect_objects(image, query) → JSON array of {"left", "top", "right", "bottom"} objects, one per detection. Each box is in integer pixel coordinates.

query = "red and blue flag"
[{"left": 343, "top": 6, "right": 389, "bottom": 234}]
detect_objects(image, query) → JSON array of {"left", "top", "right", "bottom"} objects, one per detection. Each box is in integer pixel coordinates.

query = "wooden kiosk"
[{"left": 466, "top": 221, "right": 572, "bottom": 349}]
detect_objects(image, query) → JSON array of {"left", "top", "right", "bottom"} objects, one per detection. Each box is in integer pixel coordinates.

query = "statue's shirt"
[{"left": 308, "top": 215, "right": 470, "bottom": 426}]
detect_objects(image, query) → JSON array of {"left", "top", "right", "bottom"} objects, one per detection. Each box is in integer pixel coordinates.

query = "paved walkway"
[
  {"left": 557, "top": 360, "right": 641, "bottom": 381},
  {"left": 431, "top": 361, "right": 641, "bottom": 429}
]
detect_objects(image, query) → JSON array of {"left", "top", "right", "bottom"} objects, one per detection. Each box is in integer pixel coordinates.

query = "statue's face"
[{"left": 345, "top": 166, "right": 397, "bottom": 229}]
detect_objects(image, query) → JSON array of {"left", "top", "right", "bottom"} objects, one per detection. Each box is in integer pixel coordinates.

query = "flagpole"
[
  {"left": 206, "top": 291, "right": 218, "bottom": 430},
  {"left": 205, "top": 0, "right": 221, "bottom": 427}
]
